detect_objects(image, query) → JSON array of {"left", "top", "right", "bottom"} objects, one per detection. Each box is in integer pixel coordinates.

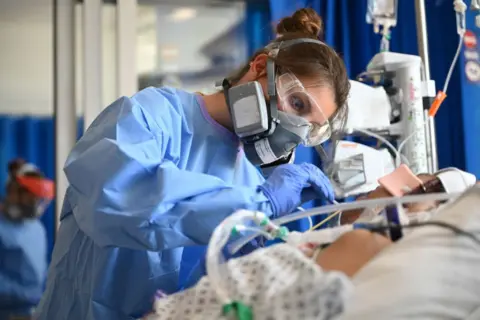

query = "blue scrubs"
[
  {"left": 0, "top": 214, "right": 47, "bottom": 319},
  {"left": 36, "top": 87, "right": 273, "bottom": 320}
]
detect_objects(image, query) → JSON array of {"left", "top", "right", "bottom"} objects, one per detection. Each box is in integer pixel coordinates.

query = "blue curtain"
[
  {"left": 459, "top": 11, "right": 480, "bottom": 178},
  {"left": 269, "top": 0, "right": 466, "bottom": 171},
  {"left": 245, "top": 0, "right": 273, "bottom": 57},
  {"left": 0, "top": 116, "right": 84, "bottom": 262}
]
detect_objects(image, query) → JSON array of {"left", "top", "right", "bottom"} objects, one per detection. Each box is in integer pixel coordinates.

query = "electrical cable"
[
  {"left": 296, "top": 206, "right": 313, "bottom": 230},
  {"left": 427, "top": 6, "right": 465, "bottom": 118},
  {"left": 443, "top": 32, "right": 464, "bottom": 94},
  {"left": 228, "top": 192, "right": 460, "bottom": 255},
  {"left": 309, "top": 200, "right": 343, "bottom": 231},
  {"left": 396, "top": 122, "right": 429, "bottom": 167},
  {"left": 354, "top": 128, "right": 404, "bottom": 168},
  {"left": 275, "top": 193, "right": 459, "bottom": 227},
  {"left": 310, "top": 210, "right": 342, "bottom": 231},
  {"left": 397, "top": 31, "right": 464, "bottom": 166},
  {"left": 355, "top": 128, "right": 398, "bottom": 158}
]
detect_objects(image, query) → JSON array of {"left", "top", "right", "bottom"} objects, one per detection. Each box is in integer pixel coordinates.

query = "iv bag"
[{"left": 366, "top": 0, "right": 398, "bottom": 28}]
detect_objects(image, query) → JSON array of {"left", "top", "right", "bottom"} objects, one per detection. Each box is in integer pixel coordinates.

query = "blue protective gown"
[
  {"left": 36, "top": 87, "right": 273, "bottom": 320},
  {"left": 0, "top": 214, "right": 47, "bottom": 319}
]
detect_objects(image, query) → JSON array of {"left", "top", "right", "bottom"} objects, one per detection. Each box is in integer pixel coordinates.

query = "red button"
[{"left": 464, "top": 30, "right": 477, "bottom": 49}]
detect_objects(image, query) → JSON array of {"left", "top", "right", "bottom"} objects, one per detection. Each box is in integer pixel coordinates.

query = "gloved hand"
[{"left": 258, "top": 163, "right": 335, "bottom": 217}]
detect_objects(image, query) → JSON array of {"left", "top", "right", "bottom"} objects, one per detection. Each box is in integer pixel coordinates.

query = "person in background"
[
  {"left": 0, "top": 159, "right": 54, "bottom": 320},
  {"left": 37, "top": 7, "right": 351, "bottom": 320}
]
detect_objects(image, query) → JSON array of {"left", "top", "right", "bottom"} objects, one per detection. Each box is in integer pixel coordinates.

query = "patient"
[
  {"left": 144, "top": 167, "right": 476, "bottom": 320},
  {"left": 144, "top": 230, "right": 391, "bottom": 320},
  {"left": 340, "top": 167, "right": 476, "bottom": 224}
]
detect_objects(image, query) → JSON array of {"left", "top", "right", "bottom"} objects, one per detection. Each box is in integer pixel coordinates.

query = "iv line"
[{"left": 228, "top": 192, "right": 460, "bottom": 254}]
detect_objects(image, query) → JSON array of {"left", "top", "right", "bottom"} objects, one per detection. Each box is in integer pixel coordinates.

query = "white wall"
[
  {"left": 0, "top": 1, "right": 116, "bottom": 116},
  {"left": 0, "top": 1, "right": 243, "bottom": 116},
  {"left": 0, "top": 0, "right": 53, "bottom": 116}
]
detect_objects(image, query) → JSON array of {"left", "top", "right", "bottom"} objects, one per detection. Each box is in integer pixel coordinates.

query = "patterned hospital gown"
[{"left": 145, "top": 243, "right": 353, "bottom": 320}]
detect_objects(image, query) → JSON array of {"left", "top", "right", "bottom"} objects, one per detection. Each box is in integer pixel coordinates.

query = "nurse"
[
  {"left": 37, "top": 7, "right": 350, "bottom": 320},
  {"left": 0, "top": 159, "right": 54, "bottom": 319}
]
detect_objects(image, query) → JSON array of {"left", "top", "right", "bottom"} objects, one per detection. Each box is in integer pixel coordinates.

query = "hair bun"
[
  {"left": 8, "top": 158, "right": 26, "bottom": 177},
  {"left": 276, "top": 8, "right": 324, "bottom": 38}
]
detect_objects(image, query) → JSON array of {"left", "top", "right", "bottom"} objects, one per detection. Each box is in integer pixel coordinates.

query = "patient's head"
[
  {"left": 402, "top": 174, "right": 444, "bottom": 212},
  {"left": 340, "top": 168, "right": 476, "bottom": 224}
]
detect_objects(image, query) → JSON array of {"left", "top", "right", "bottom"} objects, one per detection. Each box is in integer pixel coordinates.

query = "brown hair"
[
  {"left": 7, "top": 158, "right": 43, "bottom": 181},
  {"left": 8, "top": 158, "right": 26, "bottom": 178},
  {"left": 406, "top": 174, "right": 446, "bottom": 196},
  {"left": 227, "top": 8, "right": 350, "bottom": 130}
]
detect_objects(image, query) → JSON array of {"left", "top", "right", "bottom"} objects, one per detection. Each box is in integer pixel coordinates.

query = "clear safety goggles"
[{"left": 276, "top": 73, "right": 332, "bottom": 146}]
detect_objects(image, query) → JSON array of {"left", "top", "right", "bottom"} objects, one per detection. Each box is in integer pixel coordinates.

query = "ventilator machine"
[{"left": 325, "top": 0, "right": 476, "bottom": 199}]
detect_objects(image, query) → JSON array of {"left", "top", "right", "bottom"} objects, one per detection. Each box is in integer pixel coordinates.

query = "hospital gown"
[
  {"left": 146, "top": 243, "right": 352, "bottom": 320},
  {"left": 36, "top": 87, "right": 274, "bottom": 320}
]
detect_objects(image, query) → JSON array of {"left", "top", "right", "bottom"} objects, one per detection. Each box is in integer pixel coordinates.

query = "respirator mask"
[{"left": 221, "top": 38, "right": 332, "bottom": 166}]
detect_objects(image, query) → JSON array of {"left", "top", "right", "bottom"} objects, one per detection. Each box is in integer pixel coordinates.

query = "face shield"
[
  {"left": 4, "top": 174, "right": 55, "bottom": 221},
  {"left": 276, "top": 72, "right": 332, "bottom": 146}
]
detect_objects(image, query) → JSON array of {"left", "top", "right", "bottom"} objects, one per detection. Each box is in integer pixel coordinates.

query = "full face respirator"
[{"left": 220, "top": 38, "right": 332, "bottom": 166}]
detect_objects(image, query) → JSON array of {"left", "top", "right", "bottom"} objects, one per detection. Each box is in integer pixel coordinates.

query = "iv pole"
[{"left": 414, "top": 0, "right": 439, "bottom": 173}]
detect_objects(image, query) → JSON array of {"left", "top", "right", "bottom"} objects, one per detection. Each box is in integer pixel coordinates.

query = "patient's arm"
[
  {"left": 314, "top": 230, "right": 392, "bottom": 277},
  {"left": 299, "top": 230, "right": 392, "bottom": 277}
]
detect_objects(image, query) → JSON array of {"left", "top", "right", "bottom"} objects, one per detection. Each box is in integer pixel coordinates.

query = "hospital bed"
[{"left": 144, "top": 184, "right": 480, "bottom": 319}]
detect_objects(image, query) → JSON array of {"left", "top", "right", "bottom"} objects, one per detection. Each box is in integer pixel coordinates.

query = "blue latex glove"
[{"left": 258, "top": 163, "right": 334, "bottom": 217}]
